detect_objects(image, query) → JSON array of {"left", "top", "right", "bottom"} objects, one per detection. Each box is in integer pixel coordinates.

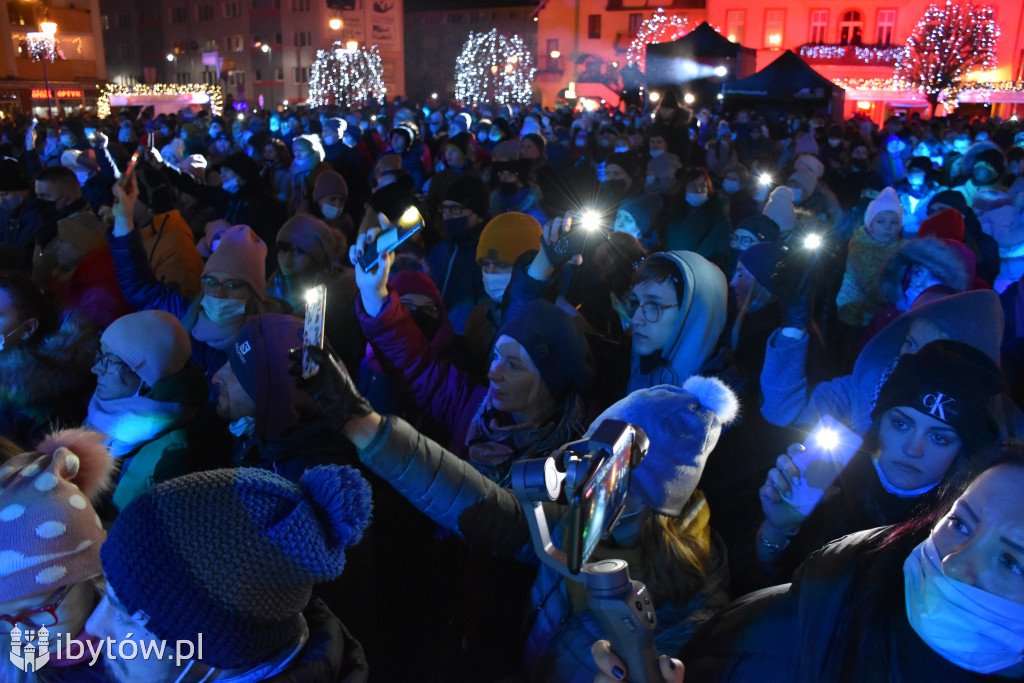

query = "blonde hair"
[{"left": 634, "top": 493, "right": 712, "bottom": 607}]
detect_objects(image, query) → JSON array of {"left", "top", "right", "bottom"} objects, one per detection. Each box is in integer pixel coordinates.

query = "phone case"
[
  {"left": 787, "top": 415, "right": 863, "bottom": 516},
  {"left": 302, "top": 285, "right": 327, "bottom": 378}
]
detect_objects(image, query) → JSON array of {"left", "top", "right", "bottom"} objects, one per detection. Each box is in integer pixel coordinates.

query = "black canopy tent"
[
  {"left": 644, "top": 23, "right": 757, "bottom": 87},
  {"left": 723, "top": 49, "right": 845, "bottom": 119}
]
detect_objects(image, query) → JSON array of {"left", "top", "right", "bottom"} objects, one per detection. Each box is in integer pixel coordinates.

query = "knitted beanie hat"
[
  {"left": 101, "top": 465, "right": 372, "bottom": 669},
  {"left": 787, "top": 169, "right": 817, "bottom": 200},
  {"left": 101, "top": 311, "right": 191, "bottom": 388},
  {"left": 0, "top": 429, "right": 114, "bottom": 601},
  {"left": 865, "top": 186, "right": 903, "bottom": 228},
  {"left": 311, "top": 170, "right": 348, "bottom": 204},
  {"left": 584, "top": 379, "right": 738, "bottom": 516},
  {"left": 476, "top": 212, "right": 542, "bottom": 265},
  {"left": 220, "top": 152, "right": 261, "bottom": 187},
  {"left": 738, "top": 241, "right": 786, "bottom": 293},
  {"left": 918, "top": 207, "right": 965, "bottom": 242},
  {"left": 228, "top": 314, "right": 306, "bottom": 440},
  {"left": 203, "top": 225, "right": 268, "bottom": 298},
  {"left": 275, "top": 214, "right": 340, "bottom": 265},
  {"left": 0, "top": 157, "right": 30, "bottom": 192},
  {"left": 446, "top": 131, "right": 474, "bottom": 157},
  {"left": 57, "top": 212, "right": 107, "bottom": 254},
  {"left": 794, "top": 153, "right": 824, "bottom": 179},
  {"left": 973, "top": 147, "right": 1005, "bottom": 176},
  {"left": 763, "top": 186, "right": 796, "bottom": 236},
  {"left": 735, "top": 214, "right": 780, "bottom": 243},
  {"left": 444, "top": 174, "right": 490, "bottom": 219},
  {"left": 498, "top": 299, "right": 595, "bottom": 402},
  {"left": 872, "top": 339, "right": 1003, "bottom": 456}
]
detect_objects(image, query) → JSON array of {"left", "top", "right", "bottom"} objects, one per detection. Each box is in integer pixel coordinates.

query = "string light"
[
  {"left": 895, "top": 0, "right": 999, "bottom": 111},
  {"left": 627, "top": 9, "right": 693, "bottom": 71},
  {"left": 455, "top": 29, "right": 535, "bottom": 107},
  {"left": 798, "top": 44, "right": 905, "bottom": 65},
  {"left": 25, "top": 33, "right": 63, "bottom": 62},
  {"left": 97, "top": 83, "right": 224, "bottom": 119},
  {"left": 308, "top": 43, "right": 386, "bottom": 109}
]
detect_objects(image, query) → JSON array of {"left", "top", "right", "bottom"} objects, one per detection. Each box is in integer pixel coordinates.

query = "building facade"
[
  {"left": 0, "top": 0, "right": 107, "bottom": 116},
  {"left": 98, "top": 0, "right": 405, "bottom": 110}
]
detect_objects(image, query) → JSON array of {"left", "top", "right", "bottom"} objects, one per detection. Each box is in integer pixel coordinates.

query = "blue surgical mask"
[
  {"left": 685, "top": 192, "right": 708, "bottom": 207},
  {"left": 221, "top": 178, "right": 240, "bottom": 194},
  {"left": 482, "top": 271, "right": 511, "bottom": 302},
  {"left": 201, "top": 295, "right": 247, "bottom": 323},
  {"left": 320, "top": 202, "right": 341, "bottom": 219},
  {"left": 904, "top": 536, "right": 1024, "bottom": 674},
  {"left": 649, "top": 149, "right": 665, "bottom": 158},
  {"left": 722, "top": 179, "right": 741, "bottom": 195}
]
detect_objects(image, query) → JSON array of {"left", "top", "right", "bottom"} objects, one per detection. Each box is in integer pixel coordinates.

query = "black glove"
[
  {"left": 290, "top": 346, "right": 373, "bottom": 431},
  {"left": 772, "top": 247, "right": 813, "bottom": 330}
]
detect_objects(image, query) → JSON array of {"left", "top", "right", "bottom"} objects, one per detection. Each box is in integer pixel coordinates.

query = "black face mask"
[
  {"left": 601, "top": 179, "right": 630, "bottom": 201},
  {"left": 851, "top": 159, "right": 868, "bottom": 171},
  {"left": 409, "top": 308, "right": 442, "bottom": 340},
  {"left": 36, "top": 198, "right": 57, "bottom": 219},
  {"left": 443, "top": 215, "right": 471, "bottom": 240},
  {"left": 499, "top": 181, "right": 519, "bottom": 196}
]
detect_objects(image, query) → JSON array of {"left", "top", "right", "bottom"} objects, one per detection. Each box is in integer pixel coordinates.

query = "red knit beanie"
[{"left": 918, "top": 207, "right": 965, "bottom": 243}]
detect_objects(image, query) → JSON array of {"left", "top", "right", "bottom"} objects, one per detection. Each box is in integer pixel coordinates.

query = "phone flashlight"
[
  {"left": 759, "top": 173, "right": 772, "bottom": 186},
  {"left": 814, "top": 427, "right": 839, "bottom": 450},
  {"left": 578, "top": 211, "right": 601, "bottom": 231},
  {"left": 803, "top": 233, "right": 823, "bottom": 250},
  {"left": 305, "top": 288, "right": 322, "bottom": 306}
]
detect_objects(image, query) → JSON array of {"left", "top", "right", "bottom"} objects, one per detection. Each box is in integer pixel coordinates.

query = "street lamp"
[
  {"left": 27, "top": 21, "right": 58, "bottom": 118},
  {"left": 328, "top": 17, "right": 342, "bottom": 30},
  {"left": 166, "top": 53, "right": 175, "bottom": 62}
]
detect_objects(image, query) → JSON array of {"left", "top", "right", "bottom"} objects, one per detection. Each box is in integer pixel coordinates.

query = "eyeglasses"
[
  {"left": 441, "top": 202, "right": 468, "bottom": 217},
  {"left": 200, "top": 276, "right": 251, "bottom": 294},
  {"left": 730, "top": 233, "right": 758, "bottom": 250},
  {"left": 94, "top": 351, "right": 129, "bottom": 373},
  {"left": 0, "top": 584, "right": 75, "bottom": 630},
  {"left": 625, "top": 299, "right": 678, "bottom": 323}
]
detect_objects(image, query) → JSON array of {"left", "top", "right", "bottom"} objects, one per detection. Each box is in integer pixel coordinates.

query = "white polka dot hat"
[{"left": 0, "top": 428, "right": 114, "bottom": 600}]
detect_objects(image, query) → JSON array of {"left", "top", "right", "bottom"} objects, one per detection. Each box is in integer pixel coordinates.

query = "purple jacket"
[{"left": 356, "top": 289, "right": 485, "bottom": 454}]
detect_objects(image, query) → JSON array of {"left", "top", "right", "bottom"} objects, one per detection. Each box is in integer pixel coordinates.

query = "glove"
[
  {"left": 772, "top": 247, "right": 813, "bottom": 330},
  {"left": 290, "top": 346, "right": 373, "bottom": 431}
]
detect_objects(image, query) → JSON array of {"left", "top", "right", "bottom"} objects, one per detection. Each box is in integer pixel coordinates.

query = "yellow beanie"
[{"left": 475, "top": 212, "right": 542, "bottom": 265}]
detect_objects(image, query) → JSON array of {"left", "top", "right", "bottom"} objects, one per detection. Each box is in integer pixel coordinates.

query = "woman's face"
[
  {"left": 730, "top": 261, "right": 756, "bottom": 302},
  {"left": 92, "top": 343, "right": 143, "bottom": 400},
  {"left": 0, "top": 288, "right": 27, "bottom": 342},
  {"left": 292, "top": 142, "right": 314, "bottom": 165},
  {"left": 932, "top": 464, "right": 1024, "bottom": 605},
  {"left": 876, "top": 406, "right": 962, "bottom": 491},
  {"left": 277, "top": 242, "right": 314, "bottom": 277},
  {"left": 487, "top": 335, "right": 553, "bottom": 417},
  {"left": 0, "top": 581, "right": 96, "bottom": 641}
]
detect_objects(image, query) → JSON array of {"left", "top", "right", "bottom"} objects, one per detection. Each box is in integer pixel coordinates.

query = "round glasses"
[
  {"left": 94, "top": 351, "right": 129, "bottom": 374},
  {"left": 625, "top": 299, "right": 677, "bottom": 323}
]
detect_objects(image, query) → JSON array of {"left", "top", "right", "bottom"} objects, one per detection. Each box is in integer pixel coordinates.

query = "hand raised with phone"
[
  {"left": 529, "top": 211, "right": 586, "bottom": 281},
  {"left": 349, "top": 227, "right": 394, "bottom": 317}
]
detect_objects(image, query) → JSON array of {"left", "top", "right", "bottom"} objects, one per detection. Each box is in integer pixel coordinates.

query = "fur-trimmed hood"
[
  {"left": 0, "top": 312, "right": 98, "bottom": 409},
  {"left": 877, "top": 236, "right": 972, "bottom": 304}
]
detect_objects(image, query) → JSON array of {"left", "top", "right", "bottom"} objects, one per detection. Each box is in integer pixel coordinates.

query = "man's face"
[
  {"left": 628, "top": 278, "right": 680, "bottom": 356},
  {"left": 212, "top": 361, "right": 256, "bottom": 422},
  {"left": 35, "top": 179, "right": 73, "bottom": 212}
]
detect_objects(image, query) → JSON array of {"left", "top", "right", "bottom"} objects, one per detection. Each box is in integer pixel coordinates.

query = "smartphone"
[
  {"left": 787, "top": 415, "right": 863, "bottom": 516},
  {"left": 543, "top": 212, "right": 601, "bottom": 268},
  {"left": 358, "top": 207, "right": 424, "bottom": 272},
  {"left": 121, "top": 150, "right": 141, "bottom": 187},
  {"left": 302, "top": 284, "right": 327, "bottom": 378},
  {"left": 565, "top": 422, "right": 636, "bottom": 574}
]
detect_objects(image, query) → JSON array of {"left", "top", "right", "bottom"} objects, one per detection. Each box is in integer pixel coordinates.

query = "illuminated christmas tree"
[
  {"left": 309, "top": 43, "right": 386, "bottom": 109},
  {"left": 895, "top": 1, "right": 999, "bottom": 115},
  {"left": 627, "top": 9, "right": 694, "bottom": 72},
  {"left": 455, "top": 29, "right": 535, "bottom": 107}
]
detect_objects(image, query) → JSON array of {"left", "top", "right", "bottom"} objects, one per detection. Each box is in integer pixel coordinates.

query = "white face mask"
[
  {"left": 320, "top": 202, "right": 341, "bottom": 219},
  {"left": 482, "top": 271, "right": 511, "bottom": 303},
  {"left": 685, "top": 192, "right": 708, "bottom": 207},
  {"left": 227, "top": 415, "right": 256, "bottom": 437},
  {"left": 649, "top": 148, "right": 665, "bottom": 158},
  {"left": 904, "top": 536, "right": 1024, "bottom": 674},
  {"left": 721, "top": 179, "right": 741, "bottom": 195},
  {"left": 201, "top": 295, "right": 247, "bottom": 324},
  {"left": 828, "top": 139, "right": 841, "bottom": 148}
]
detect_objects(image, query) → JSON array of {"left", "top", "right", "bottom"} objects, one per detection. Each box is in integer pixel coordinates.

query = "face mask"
[
  {"left": 227, "top": 415, "right": 256, "bottom": 438},
  {"left": 602, "top": 179, "right": 629, "bottom": 198},
  {"left": 0, "top": 194, "right": 23, "bottom": 213},
  {"left": 904, "top": 536, "right": 1024, "bottom": 674},
  {"left": 221, "top": 178, "right": 240, "bottom": 194},
  {"left": 973, "top": 168, "right": 997, "bottom": 185},
  {"left": 118, "top": 130, "right": 132, "bottom": 143},
  {"left": 201, "top": 295, "right": 247, "bottom": 324},
  {"left": 872, "top": 456, "right": 940, "bottom": 497},
  {"left": 36, "top": 198, "right": 57, "bottom": 218},
  {"left": 0, "top": 320, "right": 31, "bottom": 351},
  {"left": 598, "top": 139, "right": 611, "bottom": 148},
  {"left": 60, "top": 134, "right": 74, "bottom": 147},
  {"left": 320, "top": 203, "right": 341, "bottom": 219},
  {"left": 685, "top": 192, "right": 708, "bottom": 207},
  {"left": 74, "top": 170, "right": 91, "bottom": 186},
  {"left": 649, "top": 148, "right": 665, "bottom": 158},
  {"left": 828, "top": 139, "right": 841, "bottom": 148},
  {"left": 488, "top": 131, "right": 502, "bottom": 143},
  {"left": 575, "top": 139, "right": 586, "bottom": 148},
  {"left": 614, "top": 145, "right": 629, "bottom": 153},
  {"left": 443, "top": 215, "right": 471, "bottom": 239},
  {"left": 780, "top": 139, "right": 792, "bottom": 148},
  {"left": 722, "top": 179, "right": 741, "bottom": 195},
  {"left": 499, "top": 181, "right": 519, "bottom": 195},
  {"left": 645, "top": 173, "right": 656, "bottom": 186},
  {"left": 482, "top": 271, "right": 511, "bottom": 302},
  {"left": 409, "top": 308, "right": 442, "bottom": 339},
  {"left": 789, "top": 187, "right": 804, "bottom": 203},
  {"left": 292, "top": 156, "right": 314, "bottom": 171},
  {"left": 908, "top": 173, "right": 925, "bottom": 188}
]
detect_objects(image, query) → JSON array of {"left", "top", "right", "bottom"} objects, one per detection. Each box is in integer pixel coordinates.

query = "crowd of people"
[{"left": 0, "top": 91, "right": 1023, "bottom": 682}]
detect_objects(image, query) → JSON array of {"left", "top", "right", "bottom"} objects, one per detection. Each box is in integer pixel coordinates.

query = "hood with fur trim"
[{"left": 877, "top": 236, "right": 972, "bottom": 305}]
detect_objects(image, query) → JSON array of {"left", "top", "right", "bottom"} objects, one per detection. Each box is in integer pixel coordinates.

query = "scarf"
[
  {"left": 86, "top": 392, "right": 185, "bottom": 457},
  {"left": 190, "top": 309, "right": 245, "bottom": 350},
  {"left": 465, "top": 389, "right": 584, "bottom": 487}
]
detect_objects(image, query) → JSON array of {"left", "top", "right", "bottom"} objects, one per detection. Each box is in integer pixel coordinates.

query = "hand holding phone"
[
  {"left": 121, "top": 150, "right": 141, "bottom": 188},
  {"left": 357, "top": 207, "right": 423, "bottom": 272},
  {"left": 542, "top": 211, "right": 602, "bottom": 268},
  {"left": 785, "top": 416, "right": 862, "bottom": 516},
  {"left": 302, "top": 285, "right": 327, "bottom": 378}
]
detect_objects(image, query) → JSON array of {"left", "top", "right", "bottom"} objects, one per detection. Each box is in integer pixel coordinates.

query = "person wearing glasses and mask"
[
  {"left": 84, "top": 310, "right": 207, "bottom": 512},
  {"left": 0, "top": 429, "right": 115, "bottom": 683},
  {"left": 108, "top": 178, "right": 276, "bottom": 382}
]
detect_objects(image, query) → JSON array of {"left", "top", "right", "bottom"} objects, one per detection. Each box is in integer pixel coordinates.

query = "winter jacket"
[
  {"left": 264, "top": 597, "right": 369, "bottom": 682},
  {"left": 657, "top": 196, "right": 732, "bottom": 269},
  {"left": 682, "top": 527, "right": 1000, "bottom": 682},
  {"left": 111, "top": 427, "right": 190, "bottom": 511},
  {"left": 835, "top": 226, "right": 904, "bottom": 327},
  {"left": 628, "top": 251, "right": 728, "bottom": 393},
  {"left": 50, "top": 246, "right": 135, "bottom": 329},
  {"left": 358, "top": 415, "right": 727, "bottom": 682},
  {"left": 759, "top": 289, "right": 1005, "bottom": 433},
  {"left": 490, "top": 186, "right": 548, "bottom": 226},
  {"left": 0, "top": 314, "right": 97, "bottom": 445},
  {"left": 136, "top": 209, "right": 205, "bottom": 299},
  {"left": 0, "top": 196, "right": 42, "bottom": 271},
  {"left": 233, "top": 416, "right": 357, "bottom": 485},
  {"left": 426, "top": 228, "right": 485, "bottom": 334}
]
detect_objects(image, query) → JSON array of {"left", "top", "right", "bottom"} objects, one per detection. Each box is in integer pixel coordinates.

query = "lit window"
[
  {"left": 726, "top": 10, "right": 745, "bottom": 44},
  {"left": 838, "top": 10, "right": 863, "bottom": 46},
  {"left": 764, "top": 9, "right": 784, "bottom": 49},
  {"left": 809, "top": 10, "right": 828, "bottom": 43}
]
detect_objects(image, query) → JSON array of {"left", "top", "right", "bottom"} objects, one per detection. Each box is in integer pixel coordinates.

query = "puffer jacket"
[
  {"left": 264, "top": 598, "right": 369, "bottom": 682},
  {"left": 137, "top": 209, "right": 205, "bottom": 299},
  {"left": 358, "top": 415, "right": 727, "bottom": 682}
]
